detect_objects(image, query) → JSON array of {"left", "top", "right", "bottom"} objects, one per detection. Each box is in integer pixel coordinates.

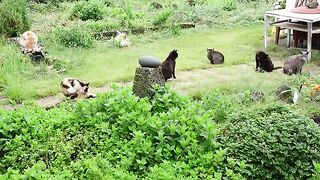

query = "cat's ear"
[{"left": 86, "top": 82, "right": 90, "bottom": 86}]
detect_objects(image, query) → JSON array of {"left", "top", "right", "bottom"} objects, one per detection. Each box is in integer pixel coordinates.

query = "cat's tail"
[{"left": 273, "top": 66, "right": 282, "bottom": 70}]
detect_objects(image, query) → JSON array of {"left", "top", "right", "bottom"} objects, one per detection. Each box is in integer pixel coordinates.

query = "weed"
[
  {"left": 0, "top": 0, "right": 30, "bottom": 37},
  {"left": 70, "top": 0, "right": 104, "bottom": 21},
  {"left": 55, "top": 27, "right": 95, "bottom": 48},
  {"left": 152, "top": 9, "right": 173, "bottom": 27}
]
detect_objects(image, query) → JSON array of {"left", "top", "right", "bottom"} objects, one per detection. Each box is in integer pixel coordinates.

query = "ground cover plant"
[
  {"left": 220, "top": 103, "right": 320, "bottom": 179},
  {"left": 0, "top": 86, "right": 319, "bottom": 179},
  {"left": 0, "top": 87, "right": 247, "bottom": 179}
]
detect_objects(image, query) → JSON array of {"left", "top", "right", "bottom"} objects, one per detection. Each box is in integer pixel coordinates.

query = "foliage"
[
  {"left": 0, "top": 0, "right": 30, "bottom": 37},
  {"left": 0, "top": 87, "right": 246, "bottom": 179},
  {"left": 0, "top": 45, "right": 37, "bottom": 102},
  {"left": 286, "top": 73, "right": 320, "bottom": 102},
  {"left": 56, "top": 27, "right": 95, "bottom": 48},
  {"left": 152, "top": 9, "right": 173, "bottom": 27},
  {"left": 220, "top": 103, "right": 320, "bottom": 179},
  {"left": 84, "top": 21, "right": 121, "bottom": 32},
  {"left": 71, "top": 1, "right": 104, "bottom": 21},
  {"left": 223, "top": 0, "right": 237, "bottom": 11},
  {"left": 311, "top": 162, "right": 320, "bottom": 180},
  {"left": 201, "top": 90, "right": 252, "bottom": 123}
]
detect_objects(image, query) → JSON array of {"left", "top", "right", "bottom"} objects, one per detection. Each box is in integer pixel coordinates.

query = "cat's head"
[
  {"left": 169, "top": 49, "right": 178, "bottom": 59},
  {"left": 299, "top": 51, "right": 309, "bottom": 62},
  {"left": 79, "top": 81, "right": 90, "bottom": 93},
  {"left": 256, "top": 51, "right": 269, "bottom": 61}
]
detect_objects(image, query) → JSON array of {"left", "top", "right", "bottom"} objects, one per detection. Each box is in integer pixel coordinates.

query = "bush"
[
  {"left": 223, "top": 0, "right": 237, "bottom": 11},
  {"left": 0, "top": 87, "right": 245, "bottom": 179},
  {"left": 71, "top": 1, "right": 104, "bottom": 21},
  {"left": 152, "top": 9, "right": 172, "bottom": 27},
  {"left": 56, "top": 28, "right": 95, "bottom": 48},
  {"left": 220, "top": 103, "right": 320, "bottom": 179},
  {"left": 0, "top": 0, "right": 30, "bottom": 37}
]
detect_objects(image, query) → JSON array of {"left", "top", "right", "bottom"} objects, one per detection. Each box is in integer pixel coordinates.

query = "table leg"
[
  {"left": 264, "top": 14, "right": 269, "bottom": 50},
  {"left": 286, "top": 29, "right": 291, "bottom": 48},
  {"left": 307, "top": 22, "right": 312, "bottom": 62}
]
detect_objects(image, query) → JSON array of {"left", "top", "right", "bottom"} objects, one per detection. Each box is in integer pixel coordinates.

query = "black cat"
[
  {"left": 255, "top": 51, "right": 281, "bottom": 72},
  {"left": 161, "top": 49, "right": 178, "bottom": 81}
]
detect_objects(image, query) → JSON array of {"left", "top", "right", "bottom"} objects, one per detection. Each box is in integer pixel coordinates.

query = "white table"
[{"left": 264, "top": 9, "right": 320, "bottom": 61}]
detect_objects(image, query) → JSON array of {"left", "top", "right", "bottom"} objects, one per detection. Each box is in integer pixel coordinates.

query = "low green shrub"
[
  {"left": 56, "top": 28, "right": 95, "bottom": 48},
  {"left": 152, "top": 9, "right": 173, "bottom": 27},
  {"left": 0, "top": 0, "right": 30, "bottom": 37},
  {"left": 70, "top": 1, "right": 104, "bottom": 21},
  {"left": 220, "top": 103, "right": 320, "bottom": 179},
  {"left": 223, "top": 0, "right": 237, "bottom": 11},
  {"left": 0, "top": 87, "right": 245, "bottom": 179},
  {"left": 85, "top": 21, "right": 121, "bottom": 32},
  {"left": 201, "top": 90, "right": 252, "bottom": 123}
]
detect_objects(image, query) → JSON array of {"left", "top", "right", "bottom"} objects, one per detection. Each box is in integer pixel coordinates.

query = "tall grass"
[{"left": 0, "top": 45, "right": 36, "bottom": 102}]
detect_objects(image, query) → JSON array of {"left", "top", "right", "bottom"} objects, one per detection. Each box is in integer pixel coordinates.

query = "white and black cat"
[{"left": 60, "top": 78, "right": 96, "bottom": 99}]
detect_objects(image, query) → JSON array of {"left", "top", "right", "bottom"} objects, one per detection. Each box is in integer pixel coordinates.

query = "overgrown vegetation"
[
  {"left": 70, "top": 0, "right": 105, "bottom": 21},
  {"left": 56, "top": 27, "right": 96, "bottom": 48},
  {"left": 0, "top": 87, "right": 319, "bottom": 178},
  {"left": 0, "top": 0, "right": 30, "bottom": 37},
  {"left": 220, "top": 103, "right": 320, "bottom": 179}
]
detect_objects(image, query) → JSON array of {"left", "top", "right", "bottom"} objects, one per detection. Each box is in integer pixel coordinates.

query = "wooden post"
[{"left": 264, "top": 14, "right": 269, "bottom": 50}]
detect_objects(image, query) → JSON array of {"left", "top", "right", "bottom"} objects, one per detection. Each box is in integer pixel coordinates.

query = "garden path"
[{"left": 1, "top": 60, "right": 319, "bottom": 110}]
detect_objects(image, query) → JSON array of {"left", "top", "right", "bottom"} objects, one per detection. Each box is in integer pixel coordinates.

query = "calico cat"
[
  {"left": 161, "top": 49, "right": 179, "bottom": 81},
  {"left": 115, "top": 31, "right": 129, "bottom": 47},
  {"left": 207, "top": 48, "right": 224, "bottom": 64},
  {"left": 255, "top": 51, "right": 281, "bottom": 72},
  {"left": 60, "top": 78, "right": 96, "bottom": 99},
  {"left": 283, "top": 52, "right": 308, "bottom": 75},
  {"left": 18, "top": 31, "right": 39, "bottom": 53}
]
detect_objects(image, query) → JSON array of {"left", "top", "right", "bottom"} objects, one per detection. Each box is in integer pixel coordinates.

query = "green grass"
[
  {"left": 1, "top": 24, "right": 319, "bottom": 102},
  {"left": 0, "top": 0, "right": 318, "bottom": 103}
]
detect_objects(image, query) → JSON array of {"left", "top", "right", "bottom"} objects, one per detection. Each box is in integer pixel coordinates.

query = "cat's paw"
[{"left": 87, "top": 94, "right": 96, "bottom": 99}]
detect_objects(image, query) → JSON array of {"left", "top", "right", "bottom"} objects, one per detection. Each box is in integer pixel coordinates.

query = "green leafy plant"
[
  {"left": 70, "top": 0, "right": 104, "bottom": 21},
  {"left": 220, "top": 103, "right": 320, "bottom": 179},
  {"left": 0, "top": 87, "right": 245, "bottom": 179},
  {"left": 0, "top": 0, "right": 30, "bottom": 37},
  {"left": 152, "top": 9, "right": 173, "bottom": 27},
  {"left": 223, "top": 0, "right": 237, "bottom": 11},
  {"left": 56, "top": 27, "right": 95, "bottom": 48}
]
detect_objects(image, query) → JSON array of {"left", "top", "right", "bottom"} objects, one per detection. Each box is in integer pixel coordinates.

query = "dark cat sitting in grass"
[
  {"left": 207, "top": 48, "right": 224, "bottom": 64},
  {"left": 161, "top": 49, "right": 178, "bottom": 81},
  {"left": 255, "top": 51, "right": 281, "bottom": 72}
]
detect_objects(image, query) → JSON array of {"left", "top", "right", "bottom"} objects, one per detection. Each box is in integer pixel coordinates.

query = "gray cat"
[
  {"left": 207, "top": 48, "right": 224, "bottom": 64},
  {"left": 283, "top": 51, "right": 309, "bottom": 75}
]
